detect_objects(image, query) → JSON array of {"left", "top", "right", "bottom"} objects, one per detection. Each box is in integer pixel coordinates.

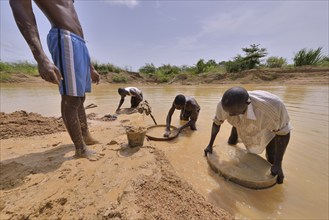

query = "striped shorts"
[{"left": 47, "top": 28, "right": 91, "bottom": 97}]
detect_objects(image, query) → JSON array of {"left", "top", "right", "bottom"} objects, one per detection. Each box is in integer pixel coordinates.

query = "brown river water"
[{"left": 1, "top": 83, "right": 328, "bottom": 219}]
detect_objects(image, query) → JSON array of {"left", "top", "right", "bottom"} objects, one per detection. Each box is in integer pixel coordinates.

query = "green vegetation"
[
  {"left": 139, "top": 59, "right": 226, "bottom": 82},
  {"left": 1, "top": 45, "right": 328, "bottom": 83},
  {"left": 266, "top": 56, "right": 287, "bottom": 68},
  {"left": 293, "top": 47, "right": 327, "bottom": 66},
  {"left": 92, "top": 62, "right": 124, "bottom": 74},
  {"left": 112, "top": 75, "right": 127, "bottom": 83},
  {"left": 0, "top": 61, "right": 38, "bottom": 81},
  {"left": 0, "top": 61, "right": 38, "bottom": 75},
  {"left": 224, "top": 44, "right": 268, "bottom": 73},
  {"left": 318, "top": 57, "right": 329, "bottom": 67},
  {"left": 0, "top": 72, "right": 11, "bottom": 81}
]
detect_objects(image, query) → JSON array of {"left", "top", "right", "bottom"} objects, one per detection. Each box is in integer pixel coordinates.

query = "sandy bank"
[{"left": 0, "top": 111, "right": 232, "bottom": 219}]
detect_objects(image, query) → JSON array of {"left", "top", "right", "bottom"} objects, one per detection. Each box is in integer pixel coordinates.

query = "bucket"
[{"left": 126, "top": 126, "right": 147, "bottom": 147}]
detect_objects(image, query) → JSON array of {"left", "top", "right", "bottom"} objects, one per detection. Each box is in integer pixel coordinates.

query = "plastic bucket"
[{"left": 126, "top": 126, "right": 147, "bottom": 147}]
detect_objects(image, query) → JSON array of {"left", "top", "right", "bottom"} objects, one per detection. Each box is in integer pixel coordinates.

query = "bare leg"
[
  {"left": 61, "top": 95, "right": 101, "bottom": 161},
  {"left": 228, "top": 126, "right": 238, "bottom": 145},
  {"left": 130, "top": 96, "right": 140, "bottom": 108},
  {"left": 266, "top": 133, "right": 290, "bottom": 184},
  {"left": 77, "top": 96, "right": 99, "bottom": 145},
  {"left": 190, "top": 123, "right": 197, "bottom": 130}
]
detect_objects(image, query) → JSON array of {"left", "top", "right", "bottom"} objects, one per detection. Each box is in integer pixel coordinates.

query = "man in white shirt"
[
  {"left": 116, "top": 87, "right": 143, "bottom": 112},
  {"left": 204, "top": 87, "right": 292, "bottom": 184}
]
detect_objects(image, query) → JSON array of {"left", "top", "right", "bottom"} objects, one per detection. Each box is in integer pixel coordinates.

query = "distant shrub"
[
  {"left": 0, "top": 61, "right": 38, "bottom": 75},
  {"left": 155, "top": 71, "right": 170, "bottom": 83},
  {"left": 139, "top": 63, "right": 156, "bottom": 75},
  {"left": 293, "top": 47, "right": 325, "bottom": 66},
  {"left": 225, "top": 56, "right": 249, "bottom": 73},
  {"left": 174, "top": 72, "right": 188, "bottom": 80},
  {"left": 112, "top": 75, "right": 127, "bottom": 83},
  {"left": 93, "top": 62, "right": 122, "bottom": 74},
  {"left": 157, "top": 64, "right": 180, "bottom": 75},
  {"left": 0, "top": 62, "right": 12, "bottom": 71},
  {"left": 266, "top": 56, "right": 287, "bottom": 68},
  {"left": 195, "top": 59, "right": 219, "bottom": 74},
  {"left": 0, "top": 72, "right": 11, "bottom": 81},
  {"left": 317, "top": 56, "right": 329, "bottom": 67}
]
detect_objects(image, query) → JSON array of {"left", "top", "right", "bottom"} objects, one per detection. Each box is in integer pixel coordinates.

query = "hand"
[
  {"left": 90, "top": 66, "right": 100, "bottom": 84},
  {"left": 204, "top": 145, "right": 213, "bottom": 157},
  {"left": 37, "top": 59, "right": 62, "bottom": 85},
  {"left": 163, "top": 130, "right": 171, "bottom": 138},
  {"left": 271, "top": 164, "right": 284, "bottom": 184}
]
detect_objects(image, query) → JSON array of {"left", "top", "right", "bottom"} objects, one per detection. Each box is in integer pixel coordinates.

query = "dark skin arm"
[
  {"left": 116, "top": 95, "right": 126, "bottom": 112},
  {"left": 9, "top": 0, "right": 61, "bottom": 85},
  {"left": 164, "top": 104, "right": 176, "bottom": 137},
  {"left": 90, "top": 65, "right": 100, "bottom": 84},
  {"left": 271, "top": 133, "right": 290, "bottom": 184},
  {"left": 204, "top": 122, "right": 221, "bottom": 156},
  {"left": 9, "top": 0, "right": 100, "bottom": 85}
]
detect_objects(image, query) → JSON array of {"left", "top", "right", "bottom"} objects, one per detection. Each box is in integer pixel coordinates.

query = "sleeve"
[{"left": 213, "top": 100, "right": 227, "bottom": 125}]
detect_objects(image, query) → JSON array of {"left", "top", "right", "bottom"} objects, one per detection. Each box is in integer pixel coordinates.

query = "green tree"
[
  {"left": 242, "top": 44, "right": 268, "bottom": 69},
  {"left": 225, "top": 55, "right": 249, "bottom": 73},
  {"left": 224, "top": 44, "right": 268, "bottom": 73},
  {"left": 196, "top": 59, "right": 206, "bottom": 74}
]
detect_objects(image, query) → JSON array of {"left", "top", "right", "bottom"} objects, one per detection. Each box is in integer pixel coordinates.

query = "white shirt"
[
  {"left": 213, "top": 90, "right": 292, "bottom": 154},
  {"left": 125, "top": 87, "right": 142, "bottom": 97}
]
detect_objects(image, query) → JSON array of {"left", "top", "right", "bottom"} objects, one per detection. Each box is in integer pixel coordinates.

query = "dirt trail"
[{"left": 0, "top": 111, "right": 232, "bottom": 219}]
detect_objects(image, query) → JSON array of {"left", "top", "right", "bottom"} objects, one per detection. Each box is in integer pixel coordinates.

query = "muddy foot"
[
  {"left": 84, "top": 136, "right": 100, "bottom": 145},
  {"left": 75, "top": 148, "right": 104, "bottom": 161}
]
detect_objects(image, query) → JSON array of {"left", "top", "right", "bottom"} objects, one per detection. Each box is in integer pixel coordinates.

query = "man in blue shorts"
[{"left": 10, "top": 0, "right": 102, "bottom": 161}]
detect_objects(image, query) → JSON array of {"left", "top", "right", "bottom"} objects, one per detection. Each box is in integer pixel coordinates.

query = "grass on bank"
[
  {"left": 1, "top": 44, "right": 328, "bottom": 83},
  {"left": 0, "top": 61, "right": 38, "bottom": 81}
]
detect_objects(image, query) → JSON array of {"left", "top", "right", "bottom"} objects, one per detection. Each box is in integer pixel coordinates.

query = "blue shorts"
[{"left": 47, "top": 28, "right": 91, "bottom": 97}]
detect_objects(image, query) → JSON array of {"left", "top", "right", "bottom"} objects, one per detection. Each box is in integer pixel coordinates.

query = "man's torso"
[{"left": 34, "top": 0, "right": 83, "bottom": 37}]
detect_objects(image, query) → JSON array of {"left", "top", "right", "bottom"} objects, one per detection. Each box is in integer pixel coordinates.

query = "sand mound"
[
  {"left": 0, "top": 111, "right": 66, "bottom": 139},
  {"left": 0, "top": 112, "right": 233, "bottom": 219}
]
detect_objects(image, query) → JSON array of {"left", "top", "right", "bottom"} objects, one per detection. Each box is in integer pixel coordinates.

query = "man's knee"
[{"left": 266, "top": 152, "right": 275, "bottom": 164}]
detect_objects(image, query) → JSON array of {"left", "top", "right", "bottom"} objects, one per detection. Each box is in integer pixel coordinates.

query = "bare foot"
[
  {"left": 84, "top": 135, "right": 100, "bottom": 145},
  {"left": 75, "top": 147, "right": 104, "bottom": 161}
]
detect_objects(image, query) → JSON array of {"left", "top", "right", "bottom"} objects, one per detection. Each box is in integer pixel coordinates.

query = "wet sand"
[{"left": 0, "top": 111, "right": 232, "bottom": 219}]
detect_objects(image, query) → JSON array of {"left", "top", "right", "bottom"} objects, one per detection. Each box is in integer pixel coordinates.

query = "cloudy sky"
[{"left": 1, "top": 0, "right": 328, "bottom": 71}]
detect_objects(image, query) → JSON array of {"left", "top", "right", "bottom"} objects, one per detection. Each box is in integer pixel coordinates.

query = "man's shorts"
[
  {"left": 47, "top": 28, "right": 91, "bottom": 97},
  {"left": 181, "top": 108, "right": 200, "bottom": 121}
]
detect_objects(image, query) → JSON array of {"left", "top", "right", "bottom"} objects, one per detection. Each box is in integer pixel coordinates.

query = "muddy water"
[{"left": 1, "top": 83, "right": 328, "bottom": 219}]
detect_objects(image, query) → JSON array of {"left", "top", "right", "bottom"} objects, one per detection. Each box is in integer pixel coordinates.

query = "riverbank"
[
  {"left": 0, "top": 111, "right": 232, "bottom": 219},
  {"left": 1, "top": 66, "right": 328, "bottom": 85}
]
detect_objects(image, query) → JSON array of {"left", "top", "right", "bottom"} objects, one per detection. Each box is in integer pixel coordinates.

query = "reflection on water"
[{"left": 1, "top": 83, "right": 328, "bottom": 219}]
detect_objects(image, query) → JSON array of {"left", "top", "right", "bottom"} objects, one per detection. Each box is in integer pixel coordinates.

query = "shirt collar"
[{"left": 246, "top": 103, "right": 256, "bottom": 120}]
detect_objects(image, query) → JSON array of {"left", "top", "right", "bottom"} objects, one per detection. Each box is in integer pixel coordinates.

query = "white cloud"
[{"left": 103, "top": 0, "right": 139, "bottom": 9}]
